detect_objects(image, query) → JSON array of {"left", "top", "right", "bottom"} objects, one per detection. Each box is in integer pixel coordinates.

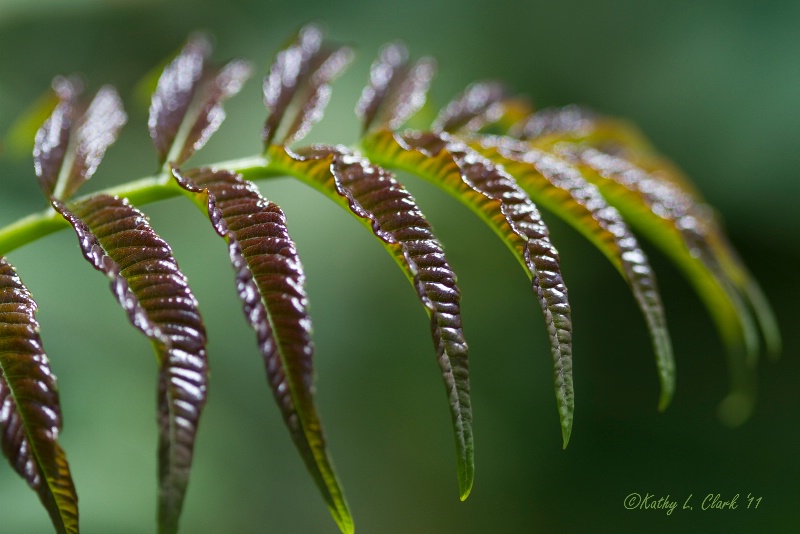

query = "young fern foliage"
[{"left": 0, "top": 24, "right": 780, "bottom": 534}]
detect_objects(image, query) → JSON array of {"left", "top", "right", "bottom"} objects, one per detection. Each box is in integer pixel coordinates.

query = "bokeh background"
[{"left": 1, "top": 1, "right": 798, "bottom": 532}]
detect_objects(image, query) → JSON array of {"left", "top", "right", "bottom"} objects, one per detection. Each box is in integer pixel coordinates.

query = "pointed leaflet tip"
[
  {"left": 558, "top": 144, "right": 762, "bottom": 380},
  {"left": 360, "top": 130, "right": 575, "bottom": 451},
  {"left": 0, "top": 257, "right": 79, "bottom": 534},
  {"left": 53, "top": 195, "right": 208, "bottom": 534},
  {"left": 171, "top": 165, "right": 353, "bottom": 534},
  {"left": 262, "top": 24, "right": 352, "bottom": 148},
  {"left": 471, "top": 136, "right": 676, "bottom": 412},
  {"left": 265, "top": 144, "right": 474, "bottom": 505}
]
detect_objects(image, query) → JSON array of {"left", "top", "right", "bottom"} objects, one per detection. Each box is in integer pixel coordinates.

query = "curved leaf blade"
[
  {"left": 432, "top": 82, "right": 509, "bottom": 135},
  {"left": 170, "top": 166, "right": 354, "bottom": 532},
  {"left": 265, "top": 145, "right": 474, "bottom": 498},
  {"left": 148, "top": 35, "right": 211, "bottom": 166},
  {"left": 282, "top": 46, "right": 353, "bottom": 146},
  {"left": 33, "top": 80, "right": 126, "bottom": 202},
  {"left": 61, "top": 86, "right": 127, "bottom": 200},
  {"left": 178, "top": 59, "right": 252, "bottom": 165},
  {"left": 53, "top": 195, "right": 208, "bottom": 533},
  {"left": 262, "top": 24, "right": 324, "bottom": 146},
  {"left": 33, "top": 78, "right": 79, "bottom": 198},
  {"left": 360, "top": 129, "right": 574, "bottom": 447},
  {"left": 556, "top": 145, "right": 762, "bottom": 422},
  {"left": 355, "top": 42, "right": 436, "bottom": 133},
  {"left": 0, "top": 257, "right": 79, "bottom": 534},
  {"left": 516, "top": 106, "right": 780, "bottom": 359},
  {"left": 473, "top": 135, "right": 675, "bottom": 410}
]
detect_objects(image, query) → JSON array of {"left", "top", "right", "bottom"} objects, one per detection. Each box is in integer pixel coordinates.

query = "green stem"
[{"left": 0, "top": 155, "right": 281, "bottom": 256}]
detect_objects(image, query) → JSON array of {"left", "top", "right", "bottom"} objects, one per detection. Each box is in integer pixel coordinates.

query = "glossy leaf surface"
[
  {"left": 148, "top": 35, "right": 210, "bottom": 166},
  {"left": 33, "top": 80, "right": 126, "bottom": 202},
  {"left": 171, "top": 166, "right": 353, "bottom": 532},
  {"left": 432, "top": 82, "right": 509, "bottom": 134},
  {"left": 54, "top": 195, "right": 208, "bottom": 534},
  {"left": 555, "top": 145, "right": 764, "bottom": 422},
  {"left": 149, "top": 35, "right": 251, "bottom": 167},
  {"left": 32, "top": 78, "right": 77, "bottom": 197},
  {"left": 472, "top": 135, "right": 675, "bottom": 410},
  {"left": 513, "top": 105, "right": 704, "bottom": 198},
  {"left": 355, "top": 42, "right": 435, "bottom": 133},
  {"left": 266, "top": 144, "right": 474, "bottom": 497},
  {"left": 359, "top": 129, "right": 575, "bottom": 446},
  {"left": 0, "top": 258, "right": 78, "bottom": 534},
  {"left": 262, "top": 24, "right": 352, "bottom": 147}
]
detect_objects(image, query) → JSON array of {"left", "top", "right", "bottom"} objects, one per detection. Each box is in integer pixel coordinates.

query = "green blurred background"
[{"left": 1, "top": 1, "right": 798, "bottom": 532}]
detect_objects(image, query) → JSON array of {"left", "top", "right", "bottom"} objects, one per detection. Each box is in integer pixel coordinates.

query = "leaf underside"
[
  {"left": 497, "top": 103, "right": 777, "bottom": 420},
  {"left": 558, "top": 145, "right": 776, "bottom": 421},
  {"left": 265, "top": 143, "right": 474, "bottom": 499},
  {"left": 512, "top": 105, "right": 779, "bottom": 359},
  {"left": 361, "top": 129, "right": 575, "bottom": 446},
  {"left": 171, "top": 166, "right": 354, "bottom": 532},
  {"left": 53, "top": 195, "right": 208, "bottom": 534},
  {"left": 0, "top": 258, "right": 79, "bottom": 534}
]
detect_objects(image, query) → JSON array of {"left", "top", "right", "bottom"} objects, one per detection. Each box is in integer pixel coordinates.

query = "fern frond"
[{"left": 0, "top": 25, "right": 782, "bottom": 534}]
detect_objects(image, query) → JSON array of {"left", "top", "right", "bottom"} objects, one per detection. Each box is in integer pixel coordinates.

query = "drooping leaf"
[
  {"left": 262, "top": 24, "right": 353, "bottom": 147},
  {"left": 148, "top": 35, "right": 252, "bottom": 167},
  {"left": 359, "top": 129, "right": 575, "bottom": 447},
  {"left": 52, "top": 195, "right": 208, "bottom": 534},
  {"left": 555, "top": 145, "right": 763, "bottom": 423},
  {"left": 472, "top": 135, "right": 675, "bottom": 410},
  {"left": 265, "top": 144, "right": 474, "bottom": 498},
  {"left": 170, "top": 166, "right": 354, "bottom": 533},
  {"left": 0, "top": 257, "right": 79, "bottom": 534},
  {"left": 515, "top": 106, "right": 780, "bottom": 359},
  {"left": 355, "top": 42, "right": 436, "bottom": 133}
]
